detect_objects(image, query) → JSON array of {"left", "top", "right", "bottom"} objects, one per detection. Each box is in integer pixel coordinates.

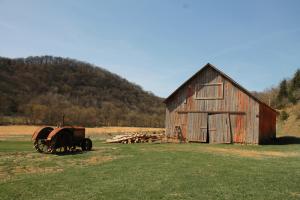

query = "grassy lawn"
[{"left": 0, "top": 140, "right": 300, "bottom": 200}]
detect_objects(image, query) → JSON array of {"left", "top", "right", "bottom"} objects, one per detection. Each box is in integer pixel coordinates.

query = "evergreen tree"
[
  {"left": 290, "top": 69, "right": 300, "bottom": 102},
  {"left": 277, "top": 79, "right": 288, "bottom": 101},
  {"left": 291, "top": 69, "right": 300, "bottom": 90}
]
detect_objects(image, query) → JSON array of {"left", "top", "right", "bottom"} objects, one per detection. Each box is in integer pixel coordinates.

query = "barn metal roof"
[{"left": 163, "top": 63, "right": 277, "bottom": 113}]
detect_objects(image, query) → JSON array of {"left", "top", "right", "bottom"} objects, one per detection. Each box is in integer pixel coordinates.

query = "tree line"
[
  {"left": 252, "top": 69, "right": 300, "bottom": 109},
  {"left": 252, "top": 68, "right": 300, "bottom": 121}
]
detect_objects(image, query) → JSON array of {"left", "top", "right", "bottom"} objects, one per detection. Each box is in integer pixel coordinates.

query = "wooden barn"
[{"left": 164, "top": 63, "right": 277, "bottom": 144}]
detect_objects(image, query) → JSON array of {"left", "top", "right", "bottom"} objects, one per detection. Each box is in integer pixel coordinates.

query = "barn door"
[
  {"left": 208, "top": 114, "right": 231, "bottom": 144},
  {"left": 187, "top": 113, "right": 208, "bottom": 142}
]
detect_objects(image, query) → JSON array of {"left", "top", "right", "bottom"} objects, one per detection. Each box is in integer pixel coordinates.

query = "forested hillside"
[{"left": 0, "top": 56, "right": 165, "bottom": 127}]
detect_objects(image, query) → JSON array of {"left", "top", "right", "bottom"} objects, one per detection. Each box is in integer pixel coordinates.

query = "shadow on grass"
[
  {"left": 54, "top": 150, "right": 84, "bottom": 156},
  {"left": 274, "top": 136, "right": 300, "bottom": 145},
  {"left": 55, "top": 149, "right": 95, "bottom": 156}
]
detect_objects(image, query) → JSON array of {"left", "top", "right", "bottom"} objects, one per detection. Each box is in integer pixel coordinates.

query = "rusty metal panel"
[
  {"left": 230, "top": 114, "right": 246, "bottom": 143},
  {"left": 73, "top": 128, "right": 85, "bottom": 139},
  {"left": 259, "top": 103, "right": 277, "bottom": 144},
  {"left": 32, "top": 126, "right": 54, "bottom": 141},
  {"left": 187, "top": 113, "right": 208, "bottom": 142},
  {"left": 234, "top": 85, "right": 259, "bottom": 144}
]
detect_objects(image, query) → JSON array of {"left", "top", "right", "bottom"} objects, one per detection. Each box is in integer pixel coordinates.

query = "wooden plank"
[
  {"left": 177, "top": 111, "right": 245, "bottom": 115},
  {"left": 194, "top": 97, "right": 224, "bottom": 100},
  {"left": 199, "top": 83, "right": 223, "bottom": 86}
]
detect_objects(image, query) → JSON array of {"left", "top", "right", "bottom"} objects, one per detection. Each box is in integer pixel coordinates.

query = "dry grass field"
[
  {"left": 277, "top": 104, "right": 300, "bottom": 137},
  {"left": 0, "top": 125, "right": 165, "bottom": 141}
]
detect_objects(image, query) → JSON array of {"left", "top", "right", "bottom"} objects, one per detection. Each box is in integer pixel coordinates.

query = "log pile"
[{"left": 106, "top": 131, "right": 164, "bottom": 144}]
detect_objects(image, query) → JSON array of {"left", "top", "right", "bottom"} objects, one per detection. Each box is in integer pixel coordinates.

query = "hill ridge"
[{"left": 0, "top": 56, "right": 165, "bottom": 127}]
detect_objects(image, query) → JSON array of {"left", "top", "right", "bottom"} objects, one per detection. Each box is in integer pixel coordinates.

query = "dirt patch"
[
  {"left": 0, "top": 149, "right": 117, "bottom": 182},
  {"left": 167, "top": 192, "right": 184, "bottom": 198},
  {"left": 13, "top": 166, "right": 63, "bottom": 175},
  {"left": 0, "top": 167, "right": 6, "bottom": 179},
  {"left": 62, "top": 154, "right": 116, "bottom": 167},
  {"left": 143, "top": 145, "right": 300, "bottom": 159},
  {"left": 0, "top": 167, "right": 64, "bottom": 182},
  {"left": 84, "top": 156, "right": 114, "bottom": 165},
  {"left": 290, "top": 192, "right": 300, "bottom": 198},
  {"left": 204, "top": 147, "right": 300, "bottom": 158},
  {"left": 0, "top": 152, "right": 52, "bottom": 162}
]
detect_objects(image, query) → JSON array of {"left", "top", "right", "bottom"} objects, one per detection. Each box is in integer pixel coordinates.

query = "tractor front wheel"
[{"left": 81, "top": 138, "right": 92, "bottom": 151}]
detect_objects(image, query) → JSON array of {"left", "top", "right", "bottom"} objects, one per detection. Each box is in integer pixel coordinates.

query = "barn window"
[{"left": 195, "top": 82, "right": 224, "bottom": 100}]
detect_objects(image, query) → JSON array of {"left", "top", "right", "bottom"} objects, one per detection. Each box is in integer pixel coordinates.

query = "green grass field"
[{"left": 0, "top": 140, "right": 300, "bottom": 200}]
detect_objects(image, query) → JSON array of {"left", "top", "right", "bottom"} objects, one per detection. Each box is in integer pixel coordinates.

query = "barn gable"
[{"left": 164, "top": 63, "right": 277, "bottom": 144}]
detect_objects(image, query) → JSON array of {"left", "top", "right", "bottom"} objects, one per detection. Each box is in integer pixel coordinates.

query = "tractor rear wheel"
[{"left": 81, "top": 138, "right": 92, "bottom": 151}]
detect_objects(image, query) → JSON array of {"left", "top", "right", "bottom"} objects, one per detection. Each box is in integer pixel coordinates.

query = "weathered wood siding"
[
  {"left": 165, "top": 67, "right": 260, "bottom": 144},
  {"left": 259, "top": 103, "right": 276, "bottom": 144}
]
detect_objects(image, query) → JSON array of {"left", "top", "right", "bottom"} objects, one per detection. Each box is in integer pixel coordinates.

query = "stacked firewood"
[{"left": 106, "top": 131, "right": 164, "bottom": 144}]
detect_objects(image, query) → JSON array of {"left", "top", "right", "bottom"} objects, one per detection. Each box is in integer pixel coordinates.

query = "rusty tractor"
[{"left": 32, "top": 126, "right": 92, "bottom": 153}]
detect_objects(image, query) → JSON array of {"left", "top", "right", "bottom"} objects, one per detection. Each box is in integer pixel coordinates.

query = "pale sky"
[{"left": 0, "top": 0, "right": 299, "bottom": 97}]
